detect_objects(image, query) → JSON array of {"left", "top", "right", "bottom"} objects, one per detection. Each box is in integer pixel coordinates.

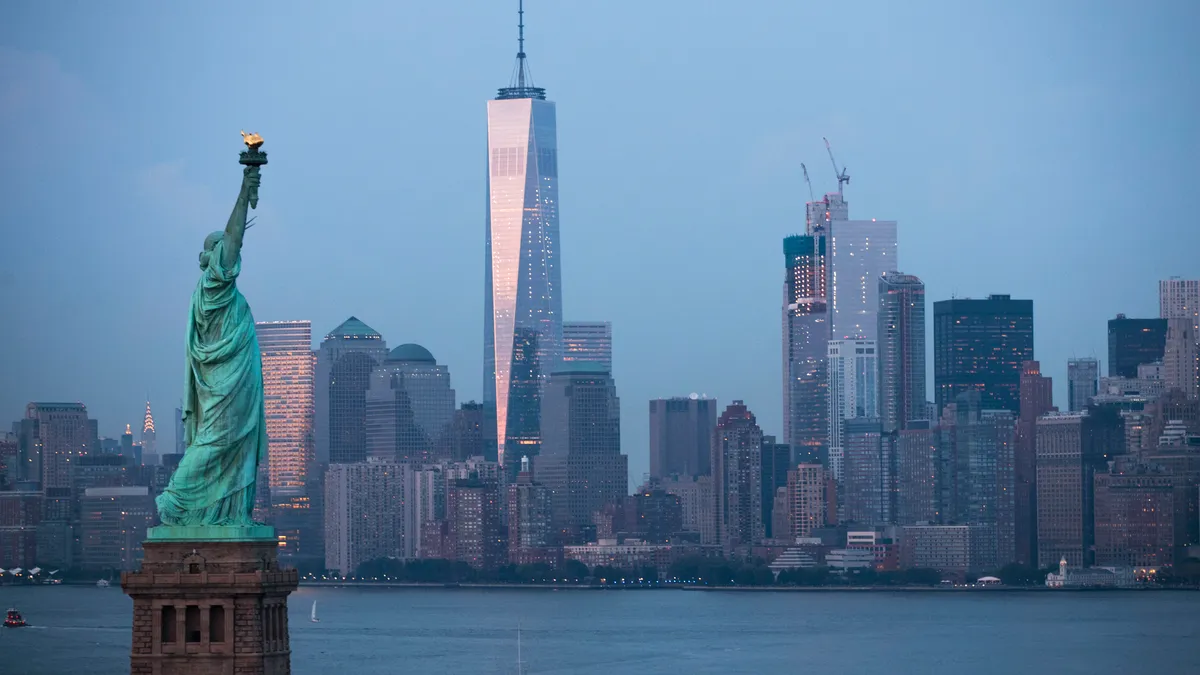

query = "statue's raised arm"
[{"left": 221, "top": 132, "right": 267, "bottom": 269}]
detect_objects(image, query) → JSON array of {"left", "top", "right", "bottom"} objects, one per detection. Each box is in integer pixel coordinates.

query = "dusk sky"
[{"left": 2, "top": 1, "right": 1197, "bottom": 484}]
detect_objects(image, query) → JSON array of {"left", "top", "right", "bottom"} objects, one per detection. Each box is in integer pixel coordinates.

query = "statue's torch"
[{"left": 239, "top": 131, "right": 267, "bottom": 209}]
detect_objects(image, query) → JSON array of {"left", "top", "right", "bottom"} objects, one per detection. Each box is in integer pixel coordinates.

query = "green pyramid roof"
[{"left": 326, "top": 316, "right": 381, "bottom": 340}]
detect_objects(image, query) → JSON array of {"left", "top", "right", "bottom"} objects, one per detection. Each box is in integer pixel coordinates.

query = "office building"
[
  {"left": 441, "top": 402, "right": 496, "bottom": 462},
  {"left": 316, "top": 317, "right": 388, "bottom": 464},
  {"left": 933, "top": 295, "right": 1034, "bottom": 415},
  {"left": 842, "top": 418, "right": 892, "bottom": 526},
  {"left": 256, "top": 321, "right": 315, "bottom": 501},
  {"left": 950, "top": 395, "right": 1016, "bottom": 568},
  {"left": 828, "top": 219, "right": 897, "bottom": 342},
  {"left": 786, "top": 464, "right": 827, "bottom": 540},
  {"left": 140, "top": 401, "right": 157, "bottom": 466},
  {"left": 1160, "top": 277, "right": 1199, "bottom": 333},
  {"left": 1015, "top": 361, "right": 1054, "bottom": 566},
  {"left": 1067, "top": 358, "right": 1100, "bottom": 412},
  {"left": 660, "top": 474, "right": 715, "bottom": 545},
  {"left": 1162, "top": 318, "right": 1198, "bottom": 398},
  {"left": 1107, "top": 315, "right": 1167, "bottom": 379},
  {"left": 0, "top": 433, "right": 16, "bottom": 488},
  {"left": 537, "top": 363, "right": 628, "bottom": 543},
  {"left": 878, "top": 272, "right": 926, "bottom": 432},
  {"left": 78, "top": 486, "right": 155, "bottom": 572},
  {"left": 562, "top": 321, "right": 612, "bottom": 372},
  {"left": 760, "top": 436, "right": 790, "bottom": 539},
  {"left": 713, "top": 401, "right": 764, "bottom": 553},
  {"left": 648, "top": 396, "right": 717, "bottom": 479},
  {"left": 828, "top": 339, "right": 878, "bottom": 463},
  {"left": 507, "top": 456, "right": 556, "bottom": 565},
  {"left": 446, "top": 475, "right": 505, "bottom": 570},
  {"left": 484, "top": 8, "right": 563, "bottom": 468},
  {"left": 323, "top": 461, "right": 409, "bottom": 575},
  {"left": 365, "top": 344, "right": 456, "bottom": 462},
  {"left": 1035, "top": 413, "right": 1086, "bottom": 567},
  {"left": 1094, "top": 468, "right": 1181, "bottom": 568},
  {"left": 782, "top": 233, "right": 829, "bottom": 465},
  {"left": 896, "top": 421, "right": 937, "bottom": 525},
  {"left": 900, "top": 524, "right": 993, "bottom": 579},
  {"left": 21, "top": 403, "right": 90, "bottom": 528}
]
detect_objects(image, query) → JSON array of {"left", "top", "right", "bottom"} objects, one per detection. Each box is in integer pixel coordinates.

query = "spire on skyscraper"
[
  {"left": 497, "top": 0, "right": 546, "bottom": 100},
  {"left": 143, "top": 400, "right": 155, "bottom": 434}
]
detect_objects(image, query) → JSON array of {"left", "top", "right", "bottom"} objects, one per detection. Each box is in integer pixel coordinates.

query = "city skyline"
[{"left": 2, "top": 1, "right": 1197, "bottom": 487}]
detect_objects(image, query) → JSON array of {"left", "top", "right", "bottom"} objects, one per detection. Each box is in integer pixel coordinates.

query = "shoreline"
[{"left": 294, "top": 581, "right": 1197, "bottom": 592}]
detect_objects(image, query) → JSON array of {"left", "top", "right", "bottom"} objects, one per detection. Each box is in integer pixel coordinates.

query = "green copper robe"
[{"left": 156, "top": 237, "right": 267, "bottom": 526}]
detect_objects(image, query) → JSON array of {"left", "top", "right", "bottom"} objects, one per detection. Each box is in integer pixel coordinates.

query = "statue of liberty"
[{"left": 155, "top": 132, "right": 269, "bottom": 530}]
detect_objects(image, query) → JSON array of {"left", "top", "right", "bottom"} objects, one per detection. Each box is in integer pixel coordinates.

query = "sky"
[{"left": 1, "top": 1, "right": 1197, "bottom": 485}]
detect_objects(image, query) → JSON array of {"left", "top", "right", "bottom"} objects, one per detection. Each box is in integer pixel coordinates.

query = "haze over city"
[{"left": 2, "top": 1, "right": 1197, "bottom": 486}]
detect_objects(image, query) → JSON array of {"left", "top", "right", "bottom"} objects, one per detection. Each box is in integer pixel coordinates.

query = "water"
[{"left": 1, "top": 585, "right": 1197, "bottom": 674}]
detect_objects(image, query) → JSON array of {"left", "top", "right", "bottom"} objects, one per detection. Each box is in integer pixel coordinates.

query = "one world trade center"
[{"left": 484, "top": 2, "right": 562, "bottom": 468}]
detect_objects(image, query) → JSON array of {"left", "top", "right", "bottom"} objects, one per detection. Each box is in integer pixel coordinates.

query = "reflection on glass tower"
[{"left": 485, "top": 2, "right": 562, "bottom": 467}]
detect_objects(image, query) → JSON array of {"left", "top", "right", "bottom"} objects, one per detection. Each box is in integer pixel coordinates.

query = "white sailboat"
[
  {"left": 310, "top": 600, "right": 319, "bottom": 623},
  {"left": 516, "top": 624, "right": 524, "bottom": 675}
]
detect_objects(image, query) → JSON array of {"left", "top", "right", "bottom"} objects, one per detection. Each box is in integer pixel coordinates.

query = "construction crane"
[
  {"left": 824, "top": 136, "right": 850, "bottom": 196},
  {"left": 800, "top": 163, "right": 816, "bottom": 204}
]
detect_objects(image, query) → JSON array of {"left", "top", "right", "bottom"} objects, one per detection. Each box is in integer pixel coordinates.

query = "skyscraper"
[
  {"left": 1035, "top": 413, "right": 1086, "bottom": 567},
  {"left": 1016, "top": 361, "right": 1054, "bottom": 566},
  {"left": 896, "top": 421, "right": 937, "bottom": 525},
  {"left": 648, "top": 396, "right": 717, "bottom": 479},
  {"left": 140, "top": 401, "right": 157, "bottom": 466},
  {"left": 21, "top": 402, "right": 90, "bottom": 567},
  {"left": 1066, "top": 358, "right": 1099, "bottom": 412},
  {"left": 842, "top": 418, "right": 892, "bottom": 526},
  {"left": 933, "top": 295, "right": 1034, "bottom": 415},
  {"left": 827, "top": 339, "right": 878, "bottom": 472},
  {"left": 323, "top": 461, "right": 409, "bottom": 575},
  {"left": 1107, "top": 314, "right": 1167, "bottom": 379},
  {"left": 507, "top": 456, "right": 555, "bottom": 565},
  {"left": 316, "top": 317, "right": 388, "bottom": 465},
  {"left": 760, "top": 435, "right": 790, "bottom": 539},
  {"left": 485, "top": 5, "right": 563, "bottom": 468},
  {"left": 782, "top": 233, "right": 828, "bottom": 465},
  {"left": 786, "top": 464, "right": 828, "bottom": 539},
  {"left": 537, "top": 363, "right": 627, "bottom": 543},
  {"left": 562, "top": 321, "right": 612, "bottom": 372},
  {"left": 1162, "top": 318, "right": 1198, "bottom": 398},
  {"left": 951, "top": 397, "right": 1016, "bottom": 569},
  {"left": 828, "top": 219, "right": 898, "bottom": 342},
  {"left": 256, "top": 321, "right": 315, "bottom": 501},
  {"left": 878, "top": 272, "right": 926, "bottom": 433},
  {"left": 365, "top": 344, "right": 456, "bottom": 462},
  {"left": 713, "top": 401, "right": 764, "bottom": 553},
  {"left": 1160, "top": 277, "right": 1199, "bottom": 334}
]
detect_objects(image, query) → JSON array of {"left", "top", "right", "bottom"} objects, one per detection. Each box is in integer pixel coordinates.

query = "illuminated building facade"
[
  {"left": 877, "top": 272, "right": 926, "bottom": 432},
  {"left": 484, "top": 7, "right": 563, "bottom": 468},
  {"left": 562, "top": 321, "right": 612, "bottom": 372},
  {"left": 782, "top": 233, "right": 829, "bottom": 465},
  {"left": 256, "top": 321, "right": 315, "bottom": 500},
  {"left": 933, "top": 295, "right": 1034, "bottom": 415}
]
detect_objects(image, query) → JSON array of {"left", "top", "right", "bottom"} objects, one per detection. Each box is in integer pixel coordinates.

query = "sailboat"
[
  {"left": 516, "top": 624, "right": 524, "bottom": 675},
  {"left": 310, "top": 600, "right": 319, "bottom": 623}
]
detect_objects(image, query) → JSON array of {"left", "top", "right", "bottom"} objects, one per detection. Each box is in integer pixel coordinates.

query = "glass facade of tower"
[
  {"left": 562, "top": 321, "right": 612, "bottom": 372},
  {"left": 827, "top": 339, "right": 879, "bottom": 457},
  {"left": 878, "top": 272, "right": 926, "bottom": 432},
  {"left": 933, "top": 295, "right": 1034, "bottom": 415},
  {"left": 485, "top": 95, "right": 562, "bottom": 467},
  {"left": 829, "top": 219, "right": 898, "bottom": 342},
  {"left": 256, "top": 321, "right": 315, "bottom": 500},
  {"left": 782, "top": 234, "right": 828, "bottom": 465}
]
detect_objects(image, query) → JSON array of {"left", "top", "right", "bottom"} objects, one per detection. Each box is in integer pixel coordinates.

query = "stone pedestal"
[{"left": 121, "top": 533, "right": 298, "bottom": 675}]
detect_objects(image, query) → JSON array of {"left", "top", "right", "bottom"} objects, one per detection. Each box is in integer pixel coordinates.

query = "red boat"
[{"left": 4, "top": 609, "right": 26, "bottom": 627}]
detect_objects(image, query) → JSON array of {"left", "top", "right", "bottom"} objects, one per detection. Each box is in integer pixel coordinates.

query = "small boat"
[
  {"left": 4, "top": 609, "right": 27, "bottom": 628},
  {"left": 310, "top": 600, "right": 319, "bottom": 623},
  {"left": 96, "top": 579, "right": 111, "bottom": 588}
]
